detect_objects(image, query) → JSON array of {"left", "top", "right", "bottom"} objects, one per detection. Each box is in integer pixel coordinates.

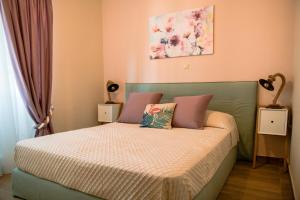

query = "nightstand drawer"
[
  {"left": 98, "top": 104, "right": 121, "bottom": 123},
  {"left": 258, "top": 108, "right": 288, "bottom": 136}
]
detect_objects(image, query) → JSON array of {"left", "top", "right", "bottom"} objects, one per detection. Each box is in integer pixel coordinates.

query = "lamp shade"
[
  {"left": 259, "top": 79, "right": 274, "bottom": 91},
  {"left": 106, "top": 80, "right": 119, "bottom": 104},
  {"left": 106, "top": 80, "right": 119, "bottom": 93}
]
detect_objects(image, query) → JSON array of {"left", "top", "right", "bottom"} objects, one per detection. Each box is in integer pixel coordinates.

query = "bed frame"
[
  {"left": 12, "top": 81, "right": 257, "bottom": 200},
  {"left": 126, "top": 81, "right": 257, "bottom": 160}
]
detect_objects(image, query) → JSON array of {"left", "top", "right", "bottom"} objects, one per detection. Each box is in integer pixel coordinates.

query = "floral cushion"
[{"left": 141, "top": 103, "right": 177, "bottom": 129}]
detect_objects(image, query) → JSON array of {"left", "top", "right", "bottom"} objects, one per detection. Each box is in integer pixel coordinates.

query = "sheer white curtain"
[{"left": 0, "top": 13, "right": 35, "bottom": 176}]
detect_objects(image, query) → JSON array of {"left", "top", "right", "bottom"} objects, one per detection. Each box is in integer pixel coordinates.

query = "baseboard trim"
[{"left": 289, "top": 165, "right": 299, "bottom": 200}]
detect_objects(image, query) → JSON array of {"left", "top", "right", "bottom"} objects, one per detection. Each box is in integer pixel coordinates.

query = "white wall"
[
  {"left": 290, "top": 1, "right": 300, "bottom": 199},
  {"left": 52, "top": 0, "right": 104, "bottom": 132}
]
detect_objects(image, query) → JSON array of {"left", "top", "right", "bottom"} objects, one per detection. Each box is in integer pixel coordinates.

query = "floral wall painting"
[{"left": 149, "top": 6, "right": 214, "bottom": 59}]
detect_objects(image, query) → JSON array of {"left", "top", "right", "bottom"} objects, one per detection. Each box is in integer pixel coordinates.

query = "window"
[{"left": 0, "top": 15, "right": 34, "bottom": 175}]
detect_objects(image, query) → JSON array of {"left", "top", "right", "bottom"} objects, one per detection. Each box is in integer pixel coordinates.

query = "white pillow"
[
  {"left": 205, "top": 110, "right": 237, "bottom": 131},
  {"left": 205, "top": 110, "right": 239, "bottom": 145}
]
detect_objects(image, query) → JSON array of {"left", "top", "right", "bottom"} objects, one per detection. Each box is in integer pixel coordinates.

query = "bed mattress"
[{"left": 15, "top": 123, "right": 238, "bottom": 200}]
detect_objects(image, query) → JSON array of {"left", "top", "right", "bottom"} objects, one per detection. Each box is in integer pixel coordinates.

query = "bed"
[{"left": 12, "top": 81, "right": 257, "bottom": 200}]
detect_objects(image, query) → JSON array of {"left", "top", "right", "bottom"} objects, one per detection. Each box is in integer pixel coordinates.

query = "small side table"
[
  {"left": 252, "top": 107, "right": 289, "bottom": 170},
  {"left": 98, "top": 103, "right": 122, "bottom": 123}
]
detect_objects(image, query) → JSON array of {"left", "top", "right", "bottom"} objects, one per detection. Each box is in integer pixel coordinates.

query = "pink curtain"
[{"left": 0, "top": 0, "right": 54, "bottom": 136}]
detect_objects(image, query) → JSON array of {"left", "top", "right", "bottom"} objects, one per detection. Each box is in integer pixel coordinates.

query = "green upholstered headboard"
[{"left": 125, "top": 81, "right": 257, "bottom": 160}]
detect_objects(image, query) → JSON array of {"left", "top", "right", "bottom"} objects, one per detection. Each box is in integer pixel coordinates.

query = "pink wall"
[{"left": 102, "top": 0, "right": 294, "bottom": 105}]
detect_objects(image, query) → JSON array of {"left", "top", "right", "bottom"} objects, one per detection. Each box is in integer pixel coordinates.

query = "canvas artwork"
[{"left": 149, "top": 6, "right": 214, "bottom": 59}]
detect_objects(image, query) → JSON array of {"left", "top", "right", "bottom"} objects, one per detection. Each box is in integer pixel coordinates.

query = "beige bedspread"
[{"left": 15, "top": 123, "right": 238, "bottom": 200}]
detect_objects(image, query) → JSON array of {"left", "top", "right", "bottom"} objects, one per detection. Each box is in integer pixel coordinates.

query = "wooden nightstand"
[
  {"left": 98, "top": 103, "right": 122, "bottom": 123},
  {"left": 253, "top": 107, "right": 289, "bottom": 170}
]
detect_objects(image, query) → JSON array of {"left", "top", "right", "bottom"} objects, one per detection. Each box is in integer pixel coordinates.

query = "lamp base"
[
  {"left": 266, "top": 104, "right": 284, "bottom": 109},
  {"left": 105, "top": 101, "right": 116, "bottom": 104}
]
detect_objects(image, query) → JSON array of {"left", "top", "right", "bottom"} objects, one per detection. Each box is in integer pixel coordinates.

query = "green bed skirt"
[{"left": 12, "top": 146, "right": 237, "bottom": 200}]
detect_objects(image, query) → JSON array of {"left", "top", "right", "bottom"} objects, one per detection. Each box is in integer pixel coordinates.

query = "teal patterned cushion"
[{"left": 141, "top": 103, "right": 177, "bottom": 129}]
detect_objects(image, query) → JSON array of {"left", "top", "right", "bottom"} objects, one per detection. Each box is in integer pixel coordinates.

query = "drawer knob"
[{"left": 271, "top": 120, "right": 274, "bottom": 123}]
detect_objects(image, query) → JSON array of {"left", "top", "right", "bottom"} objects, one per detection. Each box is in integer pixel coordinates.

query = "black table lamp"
[
  {"left": 106, "top": 80, "right": 119, "bottom": 104},
  {"left": 259, "top": 73, "right": 286, "bottom": 109}
]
